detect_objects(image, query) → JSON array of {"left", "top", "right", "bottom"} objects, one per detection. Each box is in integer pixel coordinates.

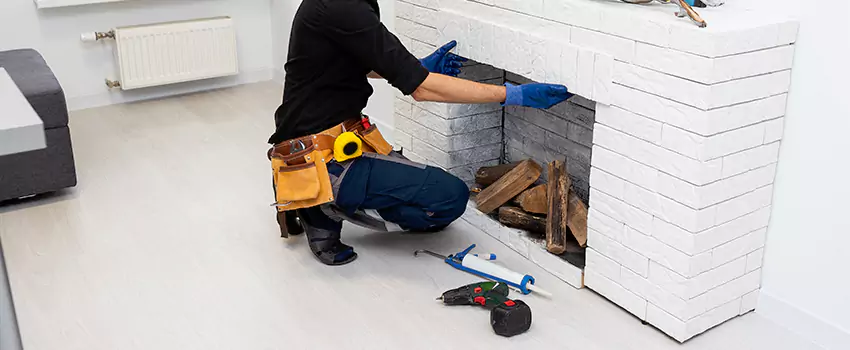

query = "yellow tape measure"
[{"left": 334, "top": 132, "right": 363, "bottom": 162}]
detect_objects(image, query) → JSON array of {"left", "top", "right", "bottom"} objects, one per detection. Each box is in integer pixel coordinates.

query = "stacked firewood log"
[{"left": 473, "top": 159, "right": 588, "bottom": 254}]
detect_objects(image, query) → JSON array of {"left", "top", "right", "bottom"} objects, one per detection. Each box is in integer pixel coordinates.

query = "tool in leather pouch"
[
  {"left": 268, "top": 115, "right": 394, "bottom": 236},
  {"left": 269, "top": 134, "right": 336, "bottom": 212}
]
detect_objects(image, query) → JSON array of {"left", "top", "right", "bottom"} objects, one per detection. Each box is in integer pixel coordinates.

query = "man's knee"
[
  {"left": 429, "top": 169, "right": 469, "bottom": 225},
  {"left": 444, "top": 174, "right": 469, "bottom": 220}
]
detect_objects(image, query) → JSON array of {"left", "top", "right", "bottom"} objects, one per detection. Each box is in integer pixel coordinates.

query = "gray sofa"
[{"left": 0, "top": 49, "right": 77, "bottom": 202}]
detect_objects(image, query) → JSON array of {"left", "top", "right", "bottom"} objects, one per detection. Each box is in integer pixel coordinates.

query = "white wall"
[
  {"left": 753, "top": 1, "right": 850, "bottom": 348},
  {"left": 269, "top": 0, "right": 398, "bottom": 139},
  {"left": 0, "top": 0, "right": 273, "bottom": 111}
]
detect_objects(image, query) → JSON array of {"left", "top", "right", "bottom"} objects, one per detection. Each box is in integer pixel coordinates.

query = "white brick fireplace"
[{"left": 394, "top": 0, "right": 799, "bottom": 342}]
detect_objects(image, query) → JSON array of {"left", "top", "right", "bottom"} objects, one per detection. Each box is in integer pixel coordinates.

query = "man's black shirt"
[{"left": 268, "top": 0, "right": 430, "bottom": 144}]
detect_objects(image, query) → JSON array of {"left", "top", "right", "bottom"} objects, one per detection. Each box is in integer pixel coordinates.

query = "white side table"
[{"left": 0, "top": 68, "right": 46, "bottom": 157}]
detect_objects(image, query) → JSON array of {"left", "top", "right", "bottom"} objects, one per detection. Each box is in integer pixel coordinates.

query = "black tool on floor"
[{"left": 437, "top": 281, "right": 532, "bottom": 337}]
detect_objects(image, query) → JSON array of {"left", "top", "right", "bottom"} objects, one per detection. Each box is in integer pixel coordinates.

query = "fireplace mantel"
[{"left": 394, "top": 0, "right": 799, "bottom": 342}]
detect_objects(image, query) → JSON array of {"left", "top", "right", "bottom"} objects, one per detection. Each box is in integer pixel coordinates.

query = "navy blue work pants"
[{"left": 308, "top": 154, "right": 470, "bottom": 233}]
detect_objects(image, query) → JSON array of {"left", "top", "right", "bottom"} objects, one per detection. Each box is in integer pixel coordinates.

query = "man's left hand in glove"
[{"left": 419, "top": 40, "right": 467, "bottom": 77}]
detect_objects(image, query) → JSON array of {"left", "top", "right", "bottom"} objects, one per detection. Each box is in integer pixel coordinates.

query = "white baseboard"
[
  {"left": 66, "top": 68, "right": 274, "bottom": 111},
  {"left": 757, "top": 291, "right": 850, "bottom": 349}
]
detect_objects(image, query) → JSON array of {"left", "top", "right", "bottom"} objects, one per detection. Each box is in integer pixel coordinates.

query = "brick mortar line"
[
  {"left": 592, "top": 138, "right": 781, "bottom": 188},
  {"left": 590, "top": 162, "right": 779, "bottom": 211},
  {"left": 613, "top": 82, "right": 789, "bottom": 115},
  {"left": 591, "top": 184, "right": 773, "bottom": 256},
  {"left": 591, "top": 161, "right": 777, "bottom": 226},
  {"left": 600, "top": 108, "right": 785, "bottom": 142},
  {"left": 409, "top": 130, "right": 502, "bottom": 154},
  {"left": 599, "top": 107, "right": 784, "bottom": 154},
  {"left": 398, "top": 109, "right": 502, "bottom": 137},
  {"left": 506, "top": 109, "right": 594, "bottom": 134},
  {"left": 403, "top": 120, "right": 503, "bottom": 151},
  {"left": 584, "top": 269, "right": 647, "bottom": 310},
  {"left": 641, "top": 275, "right": 762, "bottom": 323},
  {"left": 397, "top": 34, "right": 437, "bottom": 49},
  {"left": 597, "top": 117, "right": 780, "bottom": 163},
  {"left": 395, "top": 16, "right": 437, "bottom": 30},
  {"left": 396, "top": 0, "right": 439, "bottom": 12},
  {"left": 506, "top": 111, "right": 593, "bottom": 140},
  {"left": 615, "top": 58, "right": 794, "bottom": 87}
]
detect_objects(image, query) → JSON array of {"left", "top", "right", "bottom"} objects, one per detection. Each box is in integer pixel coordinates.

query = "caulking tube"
[{"left": 460, "top": 254, "right": 552, "bottom": 297}]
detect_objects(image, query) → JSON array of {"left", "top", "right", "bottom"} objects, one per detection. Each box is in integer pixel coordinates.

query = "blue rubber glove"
[
  {"left": 419, "top": 40, "right": 468, "bottom": 77},
  {"left": 503, "top": 82, "right": 574, "bottom": 109}
]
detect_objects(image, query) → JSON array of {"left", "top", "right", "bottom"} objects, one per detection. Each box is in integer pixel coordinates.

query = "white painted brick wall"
[
  {"left": 592, "top": 53, "right": 614, "bottom": 105},
  {"left": 588, "top": 208, "right": 625, "bottom": 242},
  {"left": 660, "top": 122, "right": 766, "bottom": 161},
  {"left": 740, "top": 289, "right": 759, "bottom": 315},
  {"left": 398, "top": 0, "right": 797, "bottom": 342},
  {"left": 711, "top": 228, "right": 767, "bottom": 268},
  {"left": 620, "top": 225, "right": 712, "bottom": 277},
  {"left": 396, "top": 0, "right": 438, "bottom": 27},
  {"left": 656, "top": 164, "right": 777, "bottom": 210},
  {"left": 594, "top": 125, "right": 722, "bottom": 185},
  {"left": 590, "top": 189, "right": 653, "bottom": 235},
  {"left": 591, "top": 146, "right": 658, "bottom": 190},
  {"left": 585, "top": 270, "right": 648, "bottom": 319},
  {"left": 648, "top": 257, "right": 747, "bottom": 300},
  {"left": 396, "top": 115, "right": 502, "bottom": 152},
  {"left": 633, "top": 44, "right": 795, "bottom": 85},
  {"left": 611, "top": 86, "right": 788, "bottom": 137},
  {"left": 722, "top": 143, "right": 782, "bottom": 178},
  {"left": 614, "top": 63, "right": 791, "bottom": 110},
  {"left": 396, "top": 17, "right": 439, "bottom": 45},
  {"left": 586, "top": 247, "right": 621, "bottom": 282},
  {"left": 571, "top": 27, "right": 635, "bottom": 63},
  {"left": 588, "top": 229, "right": 648, "bottom": 277},
  {"left": 763, "top": 118, "right": 785, "bottom": 143},
  {"left": 400, "top": 0, "right": 438, "bottom": 10},
  {"left": 595, "top": 105, "right": 662, "bottom": 144},
  {"left": 650, "top": 206, "right": 772, "bottom": 256},
  {"left": 746, "top": 248, "right": 765, "bottom": 273}
]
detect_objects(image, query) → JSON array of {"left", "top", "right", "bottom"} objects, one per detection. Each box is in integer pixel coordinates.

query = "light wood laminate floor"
[{"left": 0, "top": 82, "right": 821, "bottom": 350}]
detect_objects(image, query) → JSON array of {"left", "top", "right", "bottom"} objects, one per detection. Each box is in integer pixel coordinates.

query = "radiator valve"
[
  {"left": 81, "top": 30, "right": 115, "bottom": 42},
  {"left": 105, "top": 79, "right": 121, "bottom": 89}
]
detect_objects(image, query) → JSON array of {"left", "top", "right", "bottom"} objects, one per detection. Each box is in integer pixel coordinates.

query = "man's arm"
[
  {"left": 411, "top": 72, "right": 572, "bottom": 109},
  {"left": 411, "top": 73, "right": 506, "bottom": 104}
]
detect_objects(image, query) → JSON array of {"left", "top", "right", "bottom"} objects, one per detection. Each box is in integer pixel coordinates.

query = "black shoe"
[{"left": 299, "top": 208, "right": 357, "bottom": 266}]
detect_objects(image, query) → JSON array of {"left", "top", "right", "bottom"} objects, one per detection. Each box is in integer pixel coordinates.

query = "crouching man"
[{"left": 268, "top": 0, "right": 573, "bottom": 265}]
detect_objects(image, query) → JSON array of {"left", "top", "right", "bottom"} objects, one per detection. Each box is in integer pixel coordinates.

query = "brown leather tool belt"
[{"left": 267, "top": 115, "right": 393, "bottom": 214}]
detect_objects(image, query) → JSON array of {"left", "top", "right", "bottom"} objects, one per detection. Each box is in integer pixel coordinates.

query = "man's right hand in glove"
[{"left": 411, "top": 72, "right": 572, "bottom": 110}]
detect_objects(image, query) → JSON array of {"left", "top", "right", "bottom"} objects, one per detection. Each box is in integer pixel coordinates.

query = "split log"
[
  {"left": 515, "top": 184, "right": 548, "bottom": 215},
  {"left": 499, "top": 206, "right": 547, "bottom": 234},
  {"left": 475, "top": 162, "right": 521, "bottom": 187},
  {"left": 475, "top": 160, "right": 542, "bottom": 214},
  {"left": 567, "top": 189, "right": 588, "bottom": 247},
  {"left": 546, "top": 160, "right": 570, "bottom": 254}
]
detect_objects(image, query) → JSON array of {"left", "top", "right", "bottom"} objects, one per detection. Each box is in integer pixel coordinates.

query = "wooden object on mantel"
[
  {"left": 567, "top": 189, "right": 589, "bottom": 247},
  {"left": 475, "top": 160, "right": 542, "bottom": 214},
  {"left": 499, "top": 206, "right": 547, "bottom": 234},
  {"left": 546, "top": 160, "right": 569, "bottom": 254},
  {"left": 515, "top": 184, "right": 548, "bottom": 214},
  {"left": 475, "top": 162, "right": 521, "bottom": 187}
]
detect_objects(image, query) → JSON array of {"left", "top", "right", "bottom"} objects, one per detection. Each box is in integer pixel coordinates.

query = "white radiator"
[{"left": 113, "top": 17, "right": 239, "bottom": 90}]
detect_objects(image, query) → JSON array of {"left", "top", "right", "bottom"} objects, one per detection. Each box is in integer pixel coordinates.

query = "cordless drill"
[{"left": 437, "top": 281, "right": 532, "bottom": 337}]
